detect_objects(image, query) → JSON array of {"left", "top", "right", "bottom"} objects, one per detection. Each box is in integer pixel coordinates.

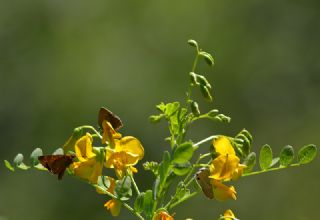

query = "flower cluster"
[
  {"left": 65, "top": 109, "right": 144, "bottom": 216},
  {"left": 209, "top": 136, "right": 246, "bottom": 201}
]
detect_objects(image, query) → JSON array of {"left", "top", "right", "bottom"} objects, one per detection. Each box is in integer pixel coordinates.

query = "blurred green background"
[{"left": 1, "top": 0, "right": 319, "bottom": 219}]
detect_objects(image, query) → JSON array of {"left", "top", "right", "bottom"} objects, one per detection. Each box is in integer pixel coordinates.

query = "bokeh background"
[{"left": 1, "top": 0, "right": 319, "bottom": 220}]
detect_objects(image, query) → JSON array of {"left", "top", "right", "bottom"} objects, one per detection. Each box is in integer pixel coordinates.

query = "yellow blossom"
[
  {"left": 212, "top": 180, "right": 237, "bottom": 201},
  {"left": 72, "top": 157, "right": 103, "bottom": 183},
  {"left": 71, "top": 133, "right": 103, "bottom": 183},
  {"left": 104, "top": 199, "right": 121, "bottom": 217},
  {"left": 154, "top": 211, "right": 174, "bottom": 220},
  {"left": 105, "top": 136, "right": 144, "bottom": 178},
  {"left": 102, "top": 120, "right": 122, "bottom": 147},
  {"left": 74, "top": 133, "right": 96, "bottom": 162},
  {"left": 210, "top": 136, "right": 244, "bottom": 181},
  {"left": 223, "top": 209, "right": 236, "bottom": 220}
]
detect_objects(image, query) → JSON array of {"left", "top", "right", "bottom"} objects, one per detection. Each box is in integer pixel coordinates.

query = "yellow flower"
[
  {"left": 72, "top": 157, "right": 103, "bottom": 183},
  {"left": 102, "top": 120, "right": 122, "bottom": 147},
  {"left": 105, "top": 136, "right": 144, "bottom": 178},
  {"left": 104, "top": 199, "right": 121, "bottom": 217},
  {"left": 210, "top": 136, "right": 243, "bottom": 181},
  {"left": 154, "top": 211, "right": 174, "bottom": 220},
  {"left": 71, "top": 133, "right": 103, "bottom": 183},
  {"left": 212, "top": 179, "right": 237, "bottom": 201},
  {"left": 223, "top": 209, "right": 236, "bottom": 220},
  {"left": 74, "top": 133, "right": 96, "bottom": 162}
]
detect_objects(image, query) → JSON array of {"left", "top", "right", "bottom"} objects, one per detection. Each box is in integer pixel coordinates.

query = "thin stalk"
[
  {"left": 80, "top": 125, "right": 103, "bottom": 139},
  {"left": 243, "top": 163, "right": 300, "bottom": 177},
  {"left": 130, "top": 174, "right": 141, "bottom": 195}
]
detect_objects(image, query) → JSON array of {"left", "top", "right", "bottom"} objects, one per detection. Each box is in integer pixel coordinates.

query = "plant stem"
[
  {"left": 168, "top": 191, "right": 198, "bottom": 209},
  {"left": 130, "top": 174, "right": 141, "bottom": 195},
  {"left": 194, "top": 135, "right": 217, "bottom": 147},
  {"left": 80, "top": 125, "right": 103, "bottom": 139},
  {"left": 242, "top": 163, "right": 300, "bottom": 177}
]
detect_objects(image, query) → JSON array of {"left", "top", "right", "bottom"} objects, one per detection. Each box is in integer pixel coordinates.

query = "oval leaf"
[
  {"left": 243, "top": 152, "right": 256, "bottom": 173},
  {"left": 199, "top": 51, "right": 214, "bottom": 66},
  {"left": 13, "top": 153, "right": 24, "bottom": 166},
  {"left": 172, "top": 142, "right": 194, "bottom": 164},
  {"left": 4, "top": 160, "right": 15, "bottom": 171},
  {"left": 259, "top": 144, "right": 273, "bottom": 170},
  {"left": 279, "top": 145, "right": 294, "bottom": 167},
  {"left": 30, "top": 148, "right": 43, "bottom": 166},
  {"left": 143, "top": 190, "right": 154, "bottom": 219},
  {"left": 298, "top": 144, "right": 317, "bottom": 164},
  {"left": 134, "top": 192, "right": 145, "bottom": 213}
]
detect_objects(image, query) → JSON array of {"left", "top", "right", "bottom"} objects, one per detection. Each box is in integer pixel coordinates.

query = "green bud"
[
  {"left": 190, "top": 101, "right": 200, "bottom": 116},
  {"left": 187, "top": 39, "right": 198, "bottom": 49},
  {"left": 197, "top": 75, "right": 212, "bottom": 89},
  {"left": 200, "top": 85, "right": 213, "bottom": 102},
  {"left": 189, "top": 72, "right": 199, "bottom": 85}
]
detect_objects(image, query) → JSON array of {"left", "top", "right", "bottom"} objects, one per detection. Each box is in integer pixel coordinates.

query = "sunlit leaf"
[
  {"left": 279, "top": 145, "right": 294, "bottom": 167},
  {"left": 298, "top": 144, "right": 317, "bottom": 165},
  {"left": 4, "top": 160, "right": 14, "bottom": 171},
  {"left": 259, "top": 145, "right": 273, "bottom": 170},
  {"left": 172, "top": 142, "right": 194, "bottom": 164}
]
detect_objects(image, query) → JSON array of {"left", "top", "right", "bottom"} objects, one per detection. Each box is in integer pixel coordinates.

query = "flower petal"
[
  {"left": 115, "top": 136, "right": 144, "bottom": 159},
  {"left": 75, "top": 133, "right": 96, "bottom": 162},
  {"left": 213, "top": 136, "right": 235, "bottom": 156},
  {"left": 104, "top": 199, "right": 122, "bottom": 217}
]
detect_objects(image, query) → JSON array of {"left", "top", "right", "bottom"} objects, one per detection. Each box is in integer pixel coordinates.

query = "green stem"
[
  {"left": 130, "top": 174, "right": 141, "bottom": 195},
  {"left": 168, "top": 191, "right": 198, "bottom": 210},
  {"left": 80, "top": 125, "right": 103, "bottom": 139},
  {"left": 194, "top": 135, "right": 217, "bottom": 147},
  {"left": 242, "top": 163, "right": 300, "bottom": 177}
]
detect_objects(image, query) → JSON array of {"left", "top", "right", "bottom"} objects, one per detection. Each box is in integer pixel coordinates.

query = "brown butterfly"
[
  {"left": 195, "top": 168, "right": 214, "bottom": 199},
  {"left": 98, "top": 107, "right": 123, "bottom": 130},
  {"left": 38, "top": 155, "right": 75, "bottom": 180}
]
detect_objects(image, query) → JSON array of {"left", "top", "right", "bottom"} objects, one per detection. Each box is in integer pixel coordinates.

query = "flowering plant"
[{"left": 4, "top": 40, "right": 317, "bottom": 220}]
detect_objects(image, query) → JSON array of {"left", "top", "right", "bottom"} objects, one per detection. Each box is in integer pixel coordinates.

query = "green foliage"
[
  {"left": 4, "top": 160, "right": 14, "bottom": 171},
  {"left": 298, "top": 144, "right": 317, "bottom": 164},
  {"left": 115, "top": 176, "right": 132, "bottom": 201},
  {"left": 172, "top": 142, "right": 195, "bottom": 164},
  {"left": 279, "top": 145, "right": 294, "bottom": 167},
  {"left": 259, "top": 144, "right": 273, "bottom": 170}
]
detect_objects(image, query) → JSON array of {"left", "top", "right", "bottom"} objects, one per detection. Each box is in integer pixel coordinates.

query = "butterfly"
[
  {"left": 98, "top": 107, "right": 123, "bottom": 130},
  {"left": 195, "top": 168, "right": 214, "bottom": 199},
  {"left": 38, "top": 155, "right": 75, "bottom": 180}
]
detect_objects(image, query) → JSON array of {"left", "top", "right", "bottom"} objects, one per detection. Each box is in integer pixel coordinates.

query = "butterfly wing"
[
  {"left": 38, "top": 155, "right": 75, "bottom": 180},
  {"left": 98, "top": 107, "right": 123, "bottom": 130},
  {"left": 195, "top": 168, "right": 214, "bottom": 199}
]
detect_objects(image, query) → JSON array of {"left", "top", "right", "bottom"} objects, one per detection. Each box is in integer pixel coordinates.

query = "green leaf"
[
  {"left": 134, "top": 192, "right": 145, "bottom": 213},
  {"left": 213, "top": 114, "right": 231, "bottom": 123},
  {"left": 156, "top": 102, "right": 166, "bottom": 112},
  {"left": 30, "top": 148, "right": 43, "bottom": 166},
  {"left": 190, "top": 101, "right": 200, "bottom": 116},
  {"left": 53, "top": 148, "right": 64, "bottom": 155},
  {"left": 243, "top": 152, "right": 256, "bottom": 173},
  {"left": 259, "top": 144, "right": 273, "bottom": 170},
  {"left": 164, "top": 102, "right": 180, "bottom": 117},
  {"left": 172, "top": 142, "right": 195, "bottom": 164},
  {"left": 189, "top": 72, "right": 199, "bottom": 85},
  {"left": 199, "top": 51, "right": 214, "bottom": 66},
  {"left": 153, "top": 177, "right": 160, "bottom": 199},
  {"left": 115, "top": 176, "right": 132, "bottom": 201},
  {"left": 197, "top": 75, "right": 212, "bottom": 90},
  {"left": 187, "top": 39, "right": 198, "bottom": 49},
  {"left": 175, "top": 182, "right": 190, "bottom": 200},
  {"left": 149, "top": 114, "right": 164, "bottom": 123},
  {"left": 143, "top": 190, "right": 154, "bottom": 219},
  {"left": 173, "top": 162, "right": 192, "bottom": 176},
  {"left": 4, "top": 160, "right": 14, "bottom": 171},
  {"left": 13, "top": 153, "right": 24, "bottom": 166},
  {"left": 298, "top": 144, "right": 317, "bottom": 164},
  {"left": 199, "top": 85, "right": 213, "bottom": 102},
  {"left": 159, "top": 151, "right": 171, "bottom": 182},
  {"left": 235, "top": 132, "right": 251, "bottom": 156},
  {"left": 97, "top": 176, "right": 111, "bottom": 192},
  {"left": 239, "top": 129, "right": 253, "bottom": 145},
  {"left": 270, "top": 157, "right": 280, "bottom": 168},
  {"left": 279, "top": 145, "right": 294, "bottom": 167}
]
